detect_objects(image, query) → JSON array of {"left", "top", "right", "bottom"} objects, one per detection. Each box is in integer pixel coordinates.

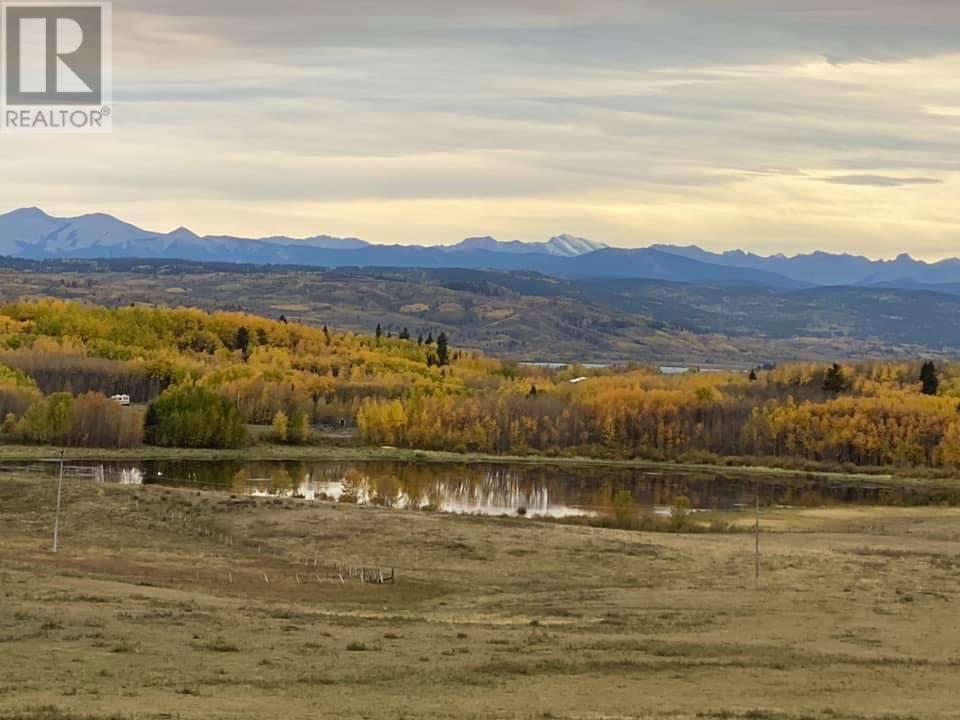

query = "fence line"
[{"left": 151, "top": 506, "right": 396, "bottom": 585}]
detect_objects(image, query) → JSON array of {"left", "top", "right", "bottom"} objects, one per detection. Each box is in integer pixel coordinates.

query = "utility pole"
[
  {"left": 754, "top": 493, "right": 760, "bottom": 586},
  {"left": 53, "top": 448, "right": 65, "bottom": 553}
]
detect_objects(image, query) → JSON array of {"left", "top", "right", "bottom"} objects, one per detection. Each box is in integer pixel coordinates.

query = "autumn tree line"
[
  {"left": 358, "top": 360, "right": 960, "bottom": 470},
  {"left": 4, "top": 299, "right": 960, "bottom": 469},
  {"left": 0, "top": 364, "right": 144, "bottom": 448},
  {"left": 0, "top": 299, "right": 481, "bottom": 448}
]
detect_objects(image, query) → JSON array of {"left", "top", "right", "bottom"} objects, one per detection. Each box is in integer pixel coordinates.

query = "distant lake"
[
  {"left": 7, "top": 460, "right": 958, "bottom": 519},
  {"left": 522, "top": 362, "right": 747, "bottom": 375},
  {"left": 521, "top": 362, "right": 612, "bottom": 370}
]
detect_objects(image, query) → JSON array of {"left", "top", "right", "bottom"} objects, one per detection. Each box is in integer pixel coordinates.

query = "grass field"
[{"left": 2, "top": 471, "right": 960, "bottom": 719}]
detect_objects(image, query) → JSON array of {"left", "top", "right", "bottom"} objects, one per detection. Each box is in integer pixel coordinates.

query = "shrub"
[
  {"left": 287, "top": 409, "right": 310, "bottom": 444},
  {"left": 18, "top": 392, "right": 73, "bottom": 444},
  {"left": 271, "top": 409, "right": 288, "bottom": 442},
  {"left": 270, "top": 408, "right": 310, "bottom": 444},
  {"left": 144, "top": 385, "right": 248, "bottom": 448},
  {"left": 65, "top": 392, "right": 143, "bottom": 448},
  {"left": 1, "top": 412, "right": 17, "bottom": 435}
]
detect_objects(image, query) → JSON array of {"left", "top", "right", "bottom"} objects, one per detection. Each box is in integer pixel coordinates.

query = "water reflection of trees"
[{"left": 127, "top": 459, "right": 960, "bottom": 515}]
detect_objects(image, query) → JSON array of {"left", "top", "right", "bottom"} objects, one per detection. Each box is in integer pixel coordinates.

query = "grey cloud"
[
  {"left": 820, "top": 175, "right": 943, "bottom": 187},
  {"left": 115, "top": 0, "right": 960, "bottom": 66},
  {"left": 7, "top": 1, "right": 960, "bottom": 256}
]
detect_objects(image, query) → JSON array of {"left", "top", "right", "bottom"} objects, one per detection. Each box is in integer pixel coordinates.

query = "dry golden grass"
[{"left": 2, "top": 472, "right": 960, "bottom": 720}]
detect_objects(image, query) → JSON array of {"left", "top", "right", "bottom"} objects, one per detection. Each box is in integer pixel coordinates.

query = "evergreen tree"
[
  {"left": 749, "top": 369, "right": 758, "bottom": 382},
  {"left": 235, "top": 326, "right": 249, "bottom": 350},
  {"left": 235, "top": 326, "right": 250, "bottom": 360},
  {"left": 823, "top": 363, "right": 847, "bottom": 393},
  {"left": 920, "top": 361, "right": 939, "bottom": 396},
  {"left": 417, "top": 333, "right": 424, "bottom": 346},
  {"left": 399, "top": 327, "right": 410, "bottom": 340},
  {"left": 436, "top": 332, "right": 449, "bottom": 366},
  {"left": 425, "top": 332, "right": 434, "bottom": 346},
  {"left": 375, "top": 323, "right": 383, "bottom": 343}
]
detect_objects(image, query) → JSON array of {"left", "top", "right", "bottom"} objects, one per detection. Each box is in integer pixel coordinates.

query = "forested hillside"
[
  {"left": 0, "top": 299, "right": 515, "bottom": 447},
  {"left": 5, "top": 260, "right": 960, "bottom": 363},
  {"left": 3, "top": 299, "right": 960, "bottom": 471}
]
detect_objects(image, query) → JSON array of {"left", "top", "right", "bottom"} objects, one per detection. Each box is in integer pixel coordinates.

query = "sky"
[{"left": 4, "top": 0, "right": 960, "bottom": 258}]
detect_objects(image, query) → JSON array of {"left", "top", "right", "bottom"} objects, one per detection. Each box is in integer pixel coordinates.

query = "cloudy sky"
[{"left": 5, "top": 1, "right": 960, "bottom": 258}]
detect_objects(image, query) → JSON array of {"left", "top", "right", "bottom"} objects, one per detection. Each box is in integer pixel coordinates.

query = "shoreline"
[{"left": 1, "top": 442, "right": 958, "bottom": 489}]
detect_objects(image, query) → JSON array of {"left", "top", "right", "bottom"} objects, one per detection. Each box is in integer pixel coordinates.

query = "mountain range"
[{"left": 4, "top": 207, "right": 960, "bottom": 290}]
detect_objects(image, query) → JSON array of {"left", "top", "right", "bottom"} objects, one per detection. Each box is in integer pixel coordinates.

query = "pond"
[{"left": 6, "top": 459, "right": 958, "bottom": 519}]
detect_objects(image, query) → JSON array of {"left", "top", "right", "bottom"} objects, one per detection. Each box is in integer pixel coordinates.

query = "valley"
[{"left": 2, "top": 259, "right": 959, "bottom": 363}]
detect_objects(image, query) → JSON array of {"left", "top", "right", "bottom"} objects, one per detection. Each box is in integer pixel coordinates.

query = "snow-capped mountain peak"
[
  {"left": 546, "top": 234, "right": 607, "bottom": 257},
  {"left": 448, "top": 234, "right": 606, "bottom": 257}
]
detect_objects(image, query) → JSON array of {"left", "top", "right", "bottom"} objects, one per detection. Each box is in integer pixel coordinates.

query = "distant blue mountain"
[
  {"left": 4, "top": 206, "right": 959, "bottom": 289},
  {"left": 649, "top": 244, "right": 960, "bottom": 287},
  {"left": 0, "top": 207, "right": 806, "bottom": 287}
]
